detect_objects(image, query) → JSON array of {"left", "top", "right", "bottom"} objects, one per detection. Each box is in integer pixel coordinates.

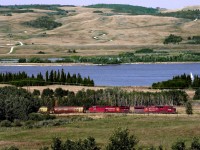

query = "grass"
[{"left": 0, "top": 114, "right": 200, "bottom": 149}]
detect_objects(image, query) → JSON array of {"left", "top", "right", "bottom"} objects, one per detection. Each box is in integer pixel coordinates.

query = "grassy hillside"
[
  {"left": 0, "top": 5, "right": 200, "bottom": 58},
  {"left": 86, "top": 4, "right": 158, "bottom": 15},
  {"left": 0, "top": 115, "right": 200, "bottom": 149}
]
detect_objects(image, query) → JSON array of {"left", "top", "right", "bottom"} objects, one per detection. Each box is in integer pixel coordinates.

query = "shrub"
[
  {"left": 18, "top": 58, "right": 26, "bottom": 63},
  {"left": 93, "top": 10, "right": 103, "bottom": 13},
  {"left": 0, "top": 120, "right": 12, "bottom": 127},
  {"left": 3, "top": 146, "right": 19, "bottom": 150},
  {"left": 39, "top": 146, "right": 49, "bottom": 150},
  {"left": 33, "top": 89, "right": 40, "bottom": 96},
  {"left": 50, "top": 136, "right": 100, "bottom": 150},
  {"left": 191, "top": 137, "right": 200, "bottom": 150},
  {"left": 185, "top": 101, "right": 193, "bottom": 115},
  {"left": 37, "top": 51, "right": 45, "bottom": 54},
  {"left": 135, "top": 48, "right": 154, "bottom": 53},
  {"left": 172, "top": 139, "right": 186, "bottom": 150},
  {"left": 12, "top": 119, "right": 22, "bottom": 127},
  {"left": 28, "top": 113, "right": 56, "bottom": 121},
  {"left": 106, "top": 128, "right": 138, "bottom": 150},
  {"left": 164, "top": 34, "right": 183, "bottom": 44}
]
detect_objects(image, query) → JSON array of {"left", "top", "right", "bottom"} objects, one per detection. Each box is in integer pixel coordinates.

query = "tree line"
[
  {"left": 0, "top": 69, "right": 94, "bottom": 87},
  {"left": 38, "top": 87, "right": 188, "bottom": 109},
  {"left": 17, "top": 50, "right": 200, "bottom": 65},
  {"left": 55, "top": 52, "right": 200, "bottom": 64},
  {"left": 0, "top": 86, "right": 189, "bottom": 122},
  {"left": 86, "top": 4, "right": 158, "bottom": 15},
  {"left": 157, "top": 9, "right": 200, "bottom": 20},
  {"left": 152, "top": 74, "right": 200, "bottom": 89}
]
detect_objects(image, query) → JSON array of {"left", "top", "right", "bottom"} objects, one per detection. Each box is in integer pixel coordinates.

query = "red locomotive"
[
  {"left": 134, "top": 105, "right": 176, "bottom": 114},
  {"left": 88, "top": 106, "right": 130, "bottom": 113}
]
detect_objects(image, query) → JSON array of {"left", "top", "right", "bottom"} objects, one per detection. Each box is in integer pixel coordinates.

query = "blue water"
[{"left": 0, "top": 63, "right": 199, "bottom": 86}]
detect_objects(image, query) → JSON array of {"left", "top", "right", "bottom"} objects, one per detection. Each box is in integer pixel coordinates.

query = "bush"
[
  {"left": 0, "top": 120, "right": 12, "bottom": 127},
  {"left": 191, "top": 137, "right": 200, "bottom": 150},
  {"left": 172, "top": 139, "right": 186, "bottom": 150},
  {"left": 135, "top": 48, "right": 154, "bottom": 53},
  {"left": 37, "top": 51, "right": 45, "bottom": 54},
  {"left": 12, "top": 119, "right": 22, "bottom": 127},
  {"left": 164, "top": 34, "right": 183, "bottom": 44},
  {"left": 33, "top": 89, "right": 40, "bottom": 96},
  {"left": 186, "top": 101, "right": 193, "bottom": 115},
  {"left": 106, "top": 128, "right": 138, "bottom": 150},
  {"left": 3, "top": 146, "right": 19, "bottom": 150},
  {"left": 28, "top": 113, "right": 55, "bottom": 121},
  {"left": 18, "top": 58, "right": 26, "bottom": 63},
  {"left": 93, "top": 10, "right": 103, "bottom": 13},
  {"left": 50, "top": 136, "right": 100, "bottom": 150}
]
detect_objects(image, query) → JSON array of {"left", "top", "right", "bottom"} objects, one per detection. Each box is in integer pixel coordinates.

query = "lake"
[{"left": 0, "top": 63, "right": 199, "bottom": 86}]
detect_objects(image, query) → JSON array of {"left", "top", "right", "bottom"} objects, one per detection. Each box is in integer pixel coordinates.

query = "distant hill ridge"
[
  {"left": 86, "top": 4, "right": 159, "bottom": 15},
  {"left": 182, "top": 5, "right": 200, "bottom": 11}
]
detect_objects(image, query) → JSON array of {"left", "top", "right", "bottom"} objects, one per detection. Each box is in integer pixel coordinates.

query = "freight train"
[{"left": 38, "top": 105, "right": 176, "bottom": 114}]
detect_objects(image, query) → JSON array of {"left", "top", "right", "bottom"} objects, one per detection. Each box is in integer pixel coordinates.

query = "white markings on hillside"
[{"left": 7, "top": 41, "right": 23, "bottom": 54}]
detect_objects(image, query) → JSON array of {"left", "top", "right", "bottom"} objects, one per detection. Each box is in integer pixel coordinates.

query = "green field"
[{"left": 0, "top": 114, "right": 200, "bottom": 149}]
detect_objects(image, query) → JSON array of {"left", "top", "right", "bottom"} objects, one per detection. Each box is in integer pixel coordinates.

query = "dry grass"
[{"left": 0, "top": 6, "right": 200, "bottom": 57}]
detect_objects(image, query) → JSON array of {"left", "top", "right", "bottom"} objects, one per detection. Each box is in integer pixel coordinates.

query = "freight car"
[
  {"left": 134, "top": 105, "right": 176, "bottom": 114},
  {"left": 38, "top": 106, "right": 85, "bottom": 114},
  {"left": 52, "top": 106, "right": 85, "bottom": 114},
  {"left": 88, "top": 106, "right": 130, "bottom": 113}
]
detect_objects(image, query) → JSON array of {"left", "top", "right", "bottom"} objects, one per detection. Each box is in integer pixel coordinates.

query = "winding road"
[{"left": 7, "top": 41, "right": 23, "bottom": 54}]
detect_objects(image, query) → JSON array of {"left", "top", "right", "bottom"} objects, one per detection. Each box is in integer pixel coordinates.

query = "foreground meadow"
[{"left": 0, "top": 114, "right": 200, "bottom": 149}]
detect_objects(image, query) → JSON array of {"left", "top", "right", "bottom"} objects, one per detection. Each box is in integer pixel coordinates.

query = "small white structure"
[
  {"left": 194, "top": 18, "right": 198, "bottom": 22},
  {"left": 190, "top": 72, "right": 194, "bottom": 82}
]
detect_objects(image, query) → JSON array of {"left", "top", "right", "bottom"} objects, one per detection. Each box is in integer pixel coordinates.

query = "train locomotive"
[{"left": 134, "top": 105, "right": 176, "bottom": 114}]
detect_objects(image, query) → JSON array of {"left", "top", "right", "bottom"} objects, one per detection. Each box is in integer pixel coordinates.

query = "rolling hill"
[{"left": 0, "top": 4, "right": 199, "bottom": 58}]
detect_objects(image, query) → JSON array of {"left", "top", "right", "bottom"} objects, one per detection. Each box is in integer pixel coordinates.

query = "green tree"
[
  {"left": 106, "top": 128, "right": 138, "bottom": 150},
  {"left": 186, "top": 101, "right": 193, "bottom": 115},
  {"left": 0, "top": 86, "right": 39, "bottom": 121},
  {"left": 46, "top": 71, "right": 49, "bottom": 82}
]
